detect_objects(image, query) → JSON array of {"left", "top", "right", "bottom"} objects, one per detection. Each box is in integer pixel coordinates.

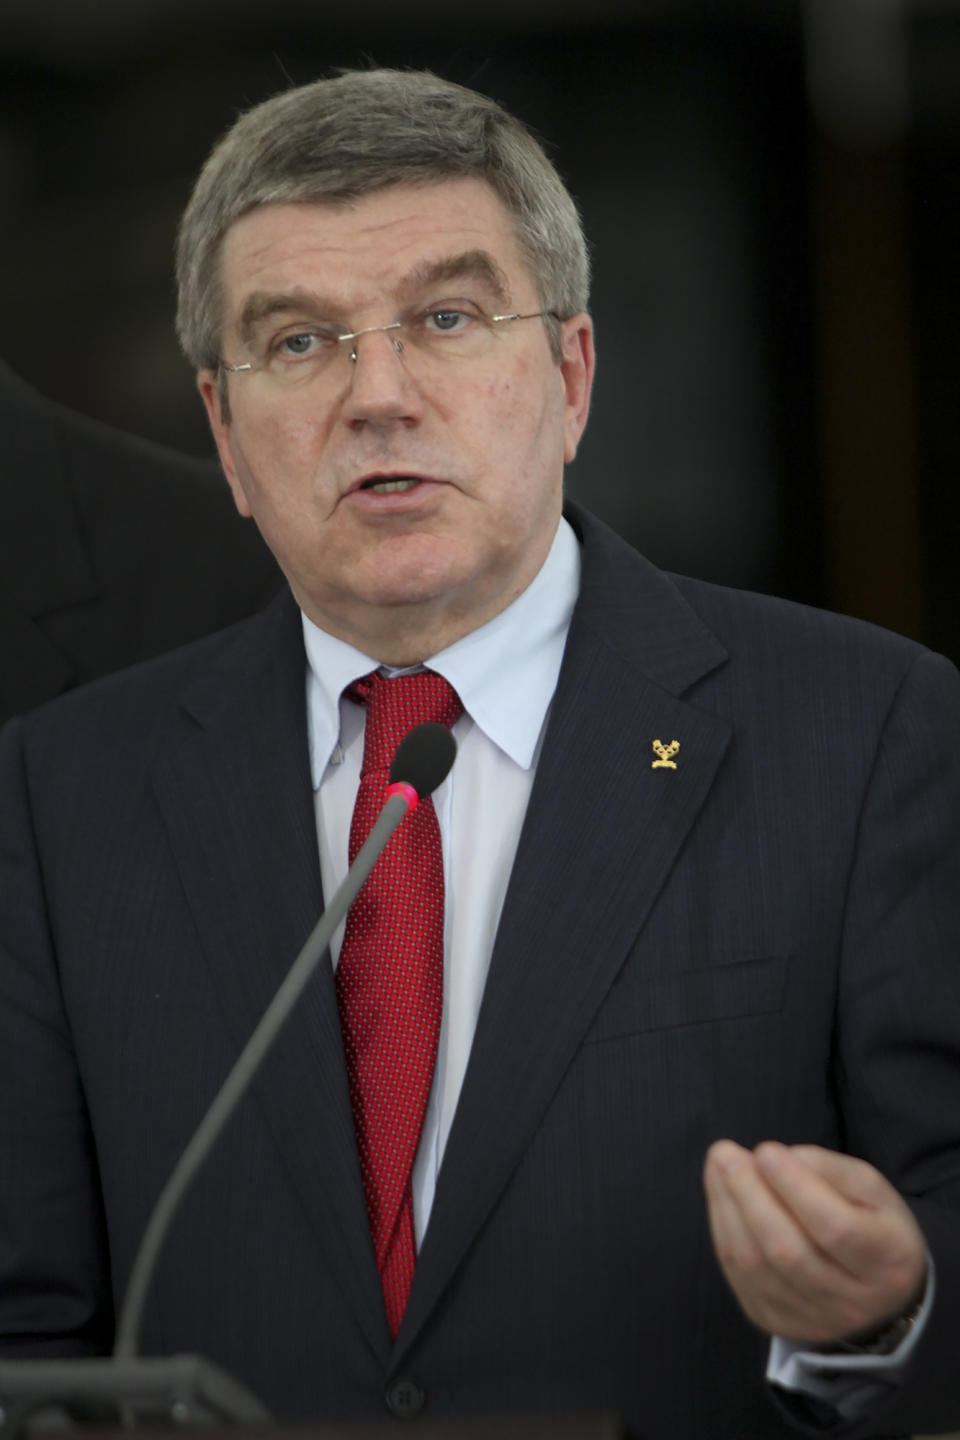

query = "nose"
[{"left": 340, "top": 325, "right": 423, "bottom": 430}]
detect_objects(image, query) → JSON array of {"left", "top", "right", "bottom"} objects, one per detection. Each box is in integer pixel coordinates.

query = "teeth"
[{"left": 367, "top": 478, "right": 420, "bottom": 494}]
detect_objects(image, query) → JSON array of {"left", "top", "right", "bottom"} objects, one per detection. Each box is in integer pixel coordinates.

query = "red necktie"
[{"left": 336, "top": 670, "right": 463, "bottom": 1338}]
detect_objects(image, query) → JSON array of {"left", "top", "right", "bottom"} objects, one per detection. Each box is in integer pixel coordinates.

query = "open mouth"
[{"left": 359, "top": 477, "right": 422, "bottom": 495}]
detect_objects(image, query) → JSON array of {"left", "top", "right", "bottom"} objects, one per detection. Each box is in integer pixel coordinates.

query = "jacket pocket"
[{"left": 583, "top": 954, "right": 789, "bottom": 1043}]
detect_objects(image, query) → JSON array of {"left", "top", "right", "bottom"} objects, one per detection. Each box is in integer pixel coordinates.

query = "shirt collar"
[{"left": 301, "top": 516, "right": 581, "bottom": 788}]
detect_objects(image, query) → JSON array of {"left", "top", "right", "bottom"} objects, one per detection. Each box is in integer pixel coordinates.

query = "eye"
[
  {"left": 272, "top": 327, "right": 340, "bottom": 361},
  {"left": 423, "top": 307, "right": 476, "bottom": 335},
  {"left": 280, "top": 332, "right": 317, "bottom": 356}
]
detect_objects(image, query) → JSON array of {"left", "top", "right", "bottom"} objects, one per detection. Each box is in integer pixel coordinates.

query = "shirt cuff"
[{"left": 765, "top": 1256, "right": 934, "bottom": 1422}]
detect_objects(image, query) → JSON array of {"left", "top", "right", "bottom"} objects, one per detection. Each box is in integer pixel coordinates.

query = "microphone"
[
  {"left": 390, "top": 721, "right": 457, "bottom": 797},
  {"left": 0, "top": 722, "right": 457, "bottom": 1435}
]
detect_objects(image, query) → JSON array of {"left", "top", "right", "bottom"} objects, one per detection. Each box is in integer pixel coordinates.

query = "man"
[
  {"left": 0, "top": 358, "right": 280, "bottom": 725},
  {"left": 1, "top": 69, "right": 959, "bottom": 1439}
]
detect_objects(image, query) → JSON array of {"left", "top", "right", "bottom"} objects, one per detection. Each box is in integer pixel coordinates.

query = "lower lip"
[{"left": 345, "top": 479, "right": 446, "bottom": 512}]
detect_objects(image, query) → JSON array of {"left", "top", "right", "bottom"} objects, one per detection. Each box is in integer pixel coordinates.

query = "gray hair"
[{"left": 175, "top": 68, "right": 590, "bottom": 372}]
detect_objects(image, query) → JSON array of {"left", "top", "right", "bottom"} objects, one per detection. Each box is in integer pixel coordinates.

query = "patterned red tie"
[{"left": 336, "top": 669, "right": 463, "bottom": 1338}]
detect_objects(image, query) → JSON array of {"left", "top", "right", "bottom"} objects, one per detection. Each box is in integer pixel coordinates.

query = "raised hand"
[{"left": 703, "top": 1140, "right": 926, "bottom": 1346}]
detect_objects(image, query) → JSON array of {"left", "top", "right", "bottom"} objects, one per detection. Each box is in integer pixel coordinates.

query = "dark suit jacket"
[
  {"left": 1, "top": 504, "right": 959, "bottom": 1440},
  {"left": 0, "top": 360, "right": 280, "bottom": 725}
]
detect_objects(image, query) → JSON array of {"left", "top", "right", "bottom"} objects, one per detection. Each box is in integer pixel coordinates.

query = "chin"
[
  {"left": 360, "top": 538, "right": 480, "bottom": 605},
  {"left": 366, "top": 573, "right": 467, "bottom": 610}
]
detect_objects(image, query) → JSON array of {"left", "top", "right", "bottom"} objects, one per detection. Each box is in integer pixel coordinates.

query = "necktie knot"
[{"left": 348, "top": 670, "right": 463, "bottom": 778}]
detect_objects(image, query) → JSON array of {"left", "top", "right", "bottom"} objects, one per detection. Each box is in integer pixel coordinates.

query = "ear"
[
  {"left": 558, "top": 314, "right": 595, "bottom": 464},
  {"left": 197, "top": 369, "right": 254, "bottom": 519}
]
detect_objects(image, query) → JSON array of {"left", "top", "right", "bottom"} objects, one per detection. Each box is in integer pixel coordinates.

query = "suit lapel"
[
  {"left": 398, "top": 506, "right": 732, "bottom": 1350},
  {"left": 150, "top": 594, "right": 391, "bottom": 1363}
]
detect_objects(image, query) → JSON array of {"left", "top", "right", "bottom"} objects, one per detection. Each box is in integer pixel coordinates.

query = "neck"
[
  {"left": 296, "top": 605, "right": 482, "bottom": 668},
  {"left": 298, "top": 575, "right": 547, "bottom": 667}
]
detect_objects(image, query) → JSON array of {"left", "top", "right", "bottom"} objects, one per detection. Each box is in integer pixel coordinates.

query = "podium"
[
  {"left": 69, "top": 1426, "right": 626, "bottom": 1440},
  {"left": 0, "top": 1360, "right": 626, "bottom": 1440}
]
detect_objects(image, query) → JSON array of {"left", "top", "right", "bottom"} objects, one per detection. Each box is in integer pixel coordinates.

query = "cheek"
[
  {"left": 240, "top": 404, "right": 313, "bottom": 457},
  {"left": 469, "top": 374, "right": 534, "bottom": 455},
  {"left": 485, "top": 370, "right": 565, "bottom": 476},
  {"left": 231, "top": 408, "right": 325, "bottom": 499}
]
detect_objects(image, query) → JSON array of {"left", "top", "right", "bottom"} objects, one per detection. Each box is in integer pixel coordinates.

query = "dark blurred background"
[{"left": 2, "top": 0, "right": 957, "bottom": 661}]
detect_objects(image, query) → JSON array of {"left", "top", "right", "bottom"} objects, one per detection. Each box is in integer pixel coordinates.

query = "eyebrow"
[
  {"left": 236, "top": 249, "right": 514, "bottom": 342},
  {"left": 238, "top": 289, "right": 329, "bottom": 343},
  {"left": 397, "top": 250, "right": 513, "bottom": 307}
]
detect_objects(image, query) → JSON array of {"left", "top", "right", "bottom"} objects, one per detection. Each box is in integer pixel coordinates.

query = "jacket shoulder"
[{"left": 8, "top": 590, "right": 299, "bottom": 761}]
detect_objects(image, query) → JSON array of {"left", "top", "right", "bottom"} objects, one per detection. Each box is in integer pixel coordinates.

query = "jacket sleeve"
[
  {"left": 775, "top": 646, "right": 960, "bottom": 1437},
  {"left": 0, "top": 717, "right": 114, "bottom": 1356}
]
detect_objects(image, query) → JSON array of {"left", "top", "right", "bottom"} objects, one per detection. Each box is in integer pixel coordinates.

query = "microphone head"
[{"left": 389, "top": 722, "right": 457, "bottom": 798}]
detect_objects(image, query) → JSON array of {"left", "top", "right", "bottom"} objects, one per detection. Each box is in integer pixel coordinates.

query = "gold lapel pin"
[{"left": 652, "top": 739, "right": 680, "bottom": 770}]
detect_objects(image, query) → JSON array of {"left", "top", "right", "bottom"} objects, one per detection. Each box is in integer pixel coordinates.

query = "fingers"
[
  {"left": 704, "top": 1141, "right": 850, "bottom": 1341},
  {"left": 703, "top": 1143, "right": 765, "bottom": 1275},
  {"left": 749, "top": 1142, "right": 873, "bottom": 1273},
  {"left": 777, "top": 1143, "right": 904, "bottom": 1210},
  {"left": 703, "top": 1140, "right": 927, "bottom": 1345},
  {"left": 752, "top": 1142, "right": 925, "bottom": 1282}
]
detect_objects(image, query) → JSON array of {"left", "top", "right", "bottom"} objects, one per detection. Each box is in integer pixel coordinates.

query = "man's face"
[{"left": 198, "top": 178, "right": 594, "bottom": 661}]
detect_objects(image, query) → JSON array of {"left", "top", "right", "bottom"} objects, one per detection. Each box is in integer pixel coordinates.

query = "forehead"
[{"left": 219, "top": 177, "right": 534, "bottom": 321}]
